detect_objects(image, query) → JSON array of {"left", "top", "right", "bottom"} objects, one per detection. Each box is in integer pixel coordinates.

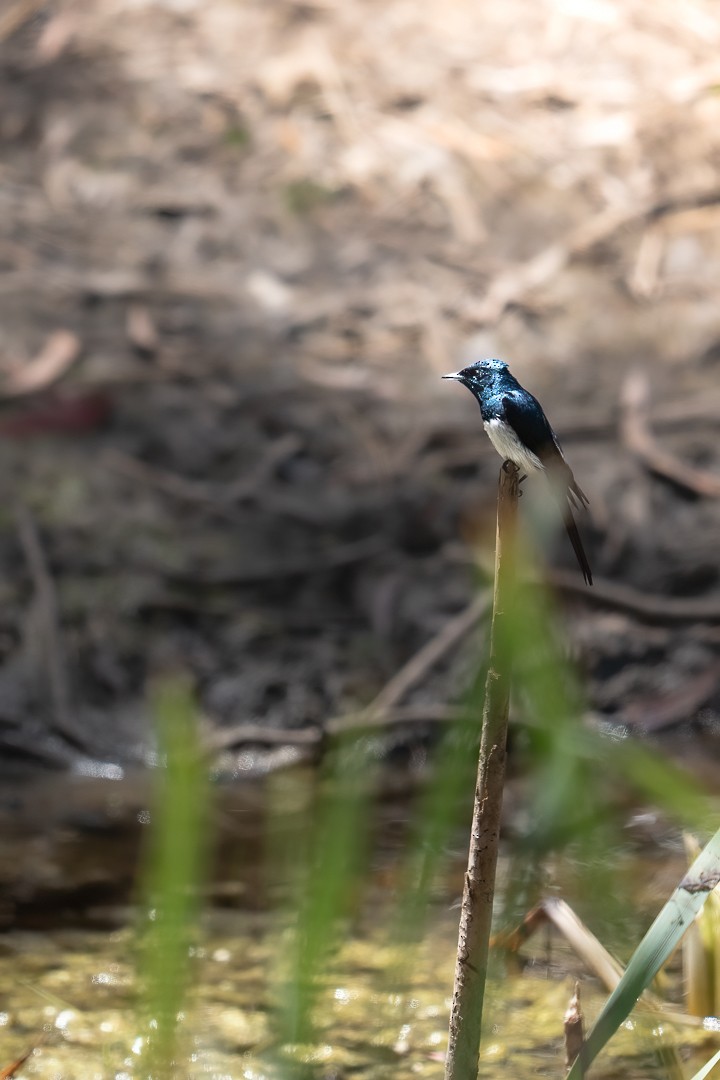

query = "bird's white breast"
[{"left": 483, "top": 418, "right": 544, "bottom": 473}]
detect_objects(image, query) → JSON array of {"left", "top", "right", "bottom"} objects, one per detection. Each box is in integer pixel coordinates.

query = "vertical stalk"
[
  {"left": 444, "top": 462, "right": 519, "bottom": 1080},
  {"left": 137, "top": 678, "right": 209, "bottom": 1078}
]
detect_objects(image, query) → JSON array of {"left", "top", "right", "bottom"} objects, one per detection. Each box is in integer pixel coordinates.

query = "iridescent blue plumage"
[{"left": 442, "top": 358, "right": 592, "bottom": 584}]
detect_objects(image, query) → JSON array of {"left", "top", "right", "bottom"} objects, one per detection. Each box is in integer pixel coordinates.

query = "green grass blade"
[
  {"left": 567, "top": 825, "right": 720, "bottom": 1080},
  {"left": 611, "top": 741, "right": 716, "bottom": 833},
  {"left": 391, "top": 700, "right": 486, "bottom": 944},
  {"left": 135, "top": 677, "right": 209, "bottom": 1077},
  {"left": 690, "top": 1047, "right": 720, "bottom": 1080},
  {"left": 275, "top": 734, "right": 376, "bottom": 1053}
]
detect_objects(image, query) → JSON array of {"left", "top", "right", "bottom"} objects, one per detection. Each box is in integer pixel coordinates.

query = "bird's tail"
[
  {"left": 563, "top": 499, "right": 593, "bottom": 585},
  {"left": 547, "top": 461, "right": 592, "bottom": 585},
  {"left": 567, "top": 478, "right": 589, "bottom": 512}
]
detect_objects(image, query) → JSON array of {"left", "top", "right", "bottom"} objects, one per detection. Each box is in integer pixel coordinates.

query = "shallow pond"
[
  {"left": 0, "top": 902, "right": 714, "bottom": 1078},
  {"left": 0, "top": 771, "right": 716, "bottom": 1079}
]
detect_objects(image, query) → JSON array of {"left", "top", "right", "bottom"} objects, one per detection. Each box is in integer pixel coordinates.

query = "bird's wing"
[
  {"left": 500, "top": 391, "right": 559, "bottom": 461},
  {"left": 502, "top": 393, "right": 592, "bottom": 584},
  {"left": 502, "top": 391, "right": 587, "bottom": 499}
]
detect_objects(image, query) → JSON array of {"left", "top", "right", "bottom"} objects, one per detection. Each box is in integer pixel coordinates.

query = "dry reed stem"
[
  {"left": 564, "top": 981, "right": 585, "bottom": 1074},
  {"left": 444, "top": 462, "right": 519, "bottom": 1080}
]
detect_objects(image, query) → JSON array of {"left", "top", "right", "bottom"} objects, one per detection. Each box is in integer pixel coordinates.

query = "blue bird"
[{"left": 442, "top": 358, "right": 592, "bottom": 585}]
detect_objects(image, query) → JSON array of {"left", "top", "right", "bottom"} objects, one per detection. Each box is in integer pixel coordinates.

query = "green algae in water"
[{"left": 0, "top": 908, "right": 711, "bottom": 1079}]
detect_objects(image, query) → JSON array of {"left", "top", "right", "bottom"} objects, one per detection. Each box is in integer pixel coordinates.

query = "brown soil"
[{"left": 0, "top": 0, "right": 719, "bottom": 778}]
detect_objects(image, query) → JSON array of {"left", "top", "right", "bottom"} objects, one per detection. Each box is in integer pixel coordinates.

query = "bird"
[{"left": 442, "top": 358, "right": 592, "bottom": 585}]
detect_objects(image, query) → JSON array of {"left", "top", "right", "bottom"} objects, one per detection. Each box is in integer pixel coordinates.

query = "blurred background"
[{"left": 0, "top": 1, "right": 720, "bottom": 1077}]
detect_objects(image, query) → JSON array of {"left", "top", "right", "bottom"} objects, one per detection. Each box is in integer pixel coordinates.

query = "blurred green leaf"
[
  {"left": 223, "top": 124, "right": 250, "bottom": 147},
  {"left": 273, "top": 734, "right": 377, "bottom": 1058},
  {"left": 283, "top": 178, "right": 337, "bottom": 215},
  {"left": 135, "top": 677, "right": 209, "bottom": 1078}
]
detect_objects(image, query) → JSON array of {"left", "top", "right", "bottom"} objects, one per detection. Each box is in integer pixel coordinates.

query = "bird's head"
[{"left": 441, "top": 358, "right": 509, "bottom": 393}]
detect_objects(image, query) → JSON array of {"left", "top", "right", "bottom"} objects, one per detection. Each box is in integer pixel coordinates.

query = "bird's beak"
[{"left": 441, "top": 371, "right": 462, "bottom": 380}]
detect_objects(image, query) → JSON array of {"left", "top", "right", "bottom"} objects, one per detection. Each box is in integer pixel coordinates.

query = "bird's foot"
[{"left": 501, "top": 460, "right": 525, "bottom": 493}]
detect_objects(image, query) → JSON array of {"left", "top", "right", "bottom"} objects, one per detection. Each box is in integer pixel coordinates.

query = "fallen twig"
[
  {"left": 495, "top": 897, "right": 707, "bottom": 1032},
  {"left": 470, "top": 550, "right": 720, "bottom": 622},
  {"left": 465, "top": 190, "right": 720, "bottom": 324},
  {"left": 494, "top": 898, "right": 624, "bottom": 992},
  {"left": 365, "top": 593, "right": 488, "bottom": 716},
  {"left": 126, "top": 305, "right": 159, "bottom": 355},
  {"left": 152, "top": 535, "right": 385, "bottom": 587},
  {"left": 0, "top": 0, "right": 45, "bottom": 44},
  {"left": 627, "top": 229, "right": 664, "bottom": 299},
  {"left": 203, "top": 705, "right": 471, "bottom": 755},
  {"left": 0, "top": 1030, "right": 49, "bottom": 1079},
  {"left": 327, "top": 703, "right": 468, "bottom": 737},
  {"left": 16, "top": 508, "right": 86, "bottom": 752},
  {"left": 620, "top": 371, "right": 720, "bottom": 497},
  {"left": 202, "top": 722, "right": 321, "bottom": 753},
  {"left": 619, "top": 660, "right": 720, "bottom": 733},
  {"left": 0, "top": 330, "right": 81, "bottom": 400},
  {"left": 104, "top": 434, "right": 301, "bottom": 508},
  {"left": 548, "top": 568, "right": 720, "bottom": 623}
]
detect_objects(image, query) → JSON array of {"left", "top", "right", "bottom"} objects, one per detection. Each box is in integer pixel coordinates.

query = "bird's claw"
[{"left": 501, "top": 461, "right": 526, "bottom": 494}]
